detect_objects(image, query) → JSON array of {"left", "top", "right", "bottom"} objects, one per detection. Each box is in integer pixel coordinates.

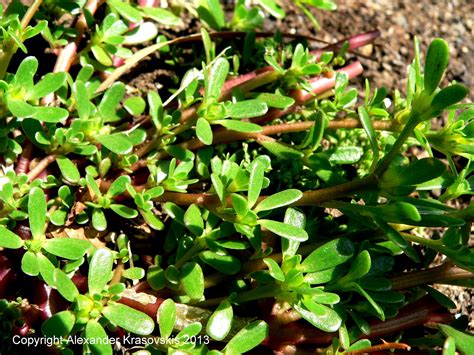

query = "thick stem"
[
  {"left": 15, "top": 141, "right": 33, "bottom": 174},
  {"left": 391, "top": 263, "right": 473, "bottom": 290},
  {"left": 20, "top": 0, "right": 43, "bottom": 30}
]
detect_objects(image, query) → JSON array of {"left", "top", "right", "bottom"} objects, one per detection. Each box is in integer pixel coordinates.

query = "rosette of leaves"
[{"left": 41, "top": 248, "right": 154, "bottom": 354}]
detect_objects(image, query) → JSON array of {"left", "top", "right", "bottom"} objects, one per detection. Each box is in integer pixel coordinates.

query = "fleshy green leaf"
[
  {"left": 57, "top": 156, "right": 81, "bottom": 184},
  {"left": 122, "top": 267, "right": 145, "bottom": 280},
  {"left": 438, "top": 324, "right": 474, "bottom": 355},
  {"left": 257, "top": 0, "right": 286, "bottom": 18},
  {"left": 206, "top": 57, "right": 229, "bottom": 102},
  {"left": 254, "top": 189, "right": 303, "bottom": 212},
  {"left": 30, "top": 72, "right": 67, "bottom": 100},
  {"left": 102, "top": 302, "right": 155, "bottom": 335},
  {"left": 424, "top": 38, "right": 449, "bottom": 95},
  {"left": 43, "top": 238, "right": 91, "bottom": 260},
  {"left": 207, "top": 300, "right": 233, "bottom": 341},
  {"left": 199, "top": 251, "right": 241, "bottom": 275},
  {"left": 33, "top": 106, "right": 69, "bottom": 123},
  {"left": 16, "top": 56, "right": 38, "bottom": 90},
  {"left": 96, "top": 133, "right": 133, "bottom": 155},
  {"left": 142, "top": 7, "right": 182, "bottom": 26},
  {"left": 184, "top": 204, "right": 204, "bottom": 236},
  {"left": 37, "top": 253, "right": 56, "bottom": 286},
  {"left": 8, "top": 99, "right": 35, "bottom": 118},
  {"left": 346, "top": 250, "right": 371, "bottom": 280},
  {"left": 107, "top": 175, "right": 131, "bottom": 198},
  {"left": 226, "top": 100, "right": 268, "bottom": 119},
  {"left": 263, "top": 258, "right": 285, "bottom": 281},
  {"left": 85, "top": 320, "right": 113, "bottom": 355},
  {"left": 88, "top": 248, "right": 114, "bottom": 294},
  {"left": 254, "top": 93, "right": 295, "bottom": 109},
  {"left": 54, "top": 268, "right": 79, "bottom": 302},
  {"left": 158, "top": 298, "right": 176, "bottom": 338},
  {"left": 260, "top": 141, "right": 304, "bottom": 159},
  {"left": 180, "top": 262, "right": 204, "bottom": 300},
  {"left": 218, "top": 120, "right": 262, "bottom": 133},
  {"left": 259, "top": 219, "right": 308, "bottom": 241},
  {"left": 99, "top": 82, "right": 125, "bottom": 122},
  {"left": 110, "top": 204, "right": 139, "bottom": 219},
  {"left": 248, "top": 160, "right": 265, "bottom": 208},
  {"left": 358, "top": 106, "right": 379, "bottom": 167},
  {"left": 28, "top": 187, "right": 46, "bottom": 239},
  {"left": 0, "top": 226, "right": 23, "bottom": 249},
  {"left": 196, "top": 117, "right": 213, "bottom": 145},
  {"left": 92, "top": 208, "right": 107, "bottom": 232},
  {"left": 21, "top": 251, "right": 39, "bottom": 276},
  {"left": 301, "top": 238, "right": 354, "bottom": 273},
  {"left": 42, "top": 310, "right": 75, "bottom": 337},
  {"left": 224, "top": 320, "right": 269, "bottom": 353},
  {"left": 294, "top": 300, "right": 342, "bottom": 333}
]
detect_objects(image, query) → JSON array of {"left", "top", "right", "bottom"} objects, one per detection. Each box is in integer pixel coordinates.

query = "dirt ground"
[{"left": 279, "top": 0, "right": 473, "bottom": 98}]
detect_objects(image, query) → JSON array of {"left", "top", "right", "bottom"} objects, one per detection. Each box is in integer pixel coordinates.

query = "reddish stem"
[{"left": 15, "top": 141, "right": 33, "bottom": 174}]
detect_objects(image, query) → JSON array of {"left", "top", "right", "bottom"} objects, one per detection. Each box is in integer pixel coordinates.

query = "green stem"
[
  {"left": 401, "top": 232, "right": 442, "bottom": 249},
  {"left": 374, "top": 119, "right": 418, "bottom": 177},
  {"left": 174, "top": 237, "right": 206, "bottom": 269},
  {"left": 232, "top": 283, "right": 279, "bottom": 303}
]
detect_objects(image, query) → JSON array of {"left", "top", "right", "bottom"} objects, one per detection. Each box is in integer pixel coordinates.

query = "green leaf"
[
  {"left": 199, "top": 251, "right": 241, "bottom": 275},
  {"left": 430, "top": 84, "right": 469, "bottom": 114},
  {"left": 358, "top": 107, "right": 379, "bottom": 166},
  {"left": 21, "top": 251, "right": 39, "bottom": 276},
  {"left": 30, "top": 72, "right": 67, "bottom": 100},
  {"left": 107, "top": 175, "right": 130, "bottom": 198},
  {"left": 294, "top": 300, "right": 342, "bottom": 333},
  {"left": 346, "top": 250, "right": 371, "bottom": 280},
  {"left": 224, "top": 320, "right": 269, "bottom": 353},
  {"left": 33, "top": 106, "right": 69, "bottom": 122},
  {"left": 248, "top": 160, "right": 265, "bottom": 208},
  {"left": 260, "top": 141, "right": 304, "bottom": 159},
  {"left": 231, "top": 193, "right": 249, "bottom": 217},
  {"left": 206, "top": 57, "right": 229, "bottom": 102},
  {"left": 54, "top": 268, "right": 79, "bottom": 302},
  {"left": 7, "top": 99, "right": 35, "bottom": 118},
  {"left": 110, "top": 204, "right": 138, "bottom": 219},
  {"left": 257, "top": 0, "right": 286, "bottom": 18},
  {"left": 301, "top": 238, "right": 354, "bottom": 273},
  {"left": 443, "top": 337, "right": 456, "bottom": 355},
  {"left": 439, "top": 324, "right": 474, "bottom": 355},
  {"left": 103, "top": 302, "right": 155, "bottom": 335},
  {"left": 42, "top": 310, "right": 75, "bottom": 337},
  {"left": 122, "top": 267, "right": 145, "bottom": 280},
  {"left": 254, "top": 189, "right": 303, "bottom": 212},
  {"left": 28, "top": 187, "right": 46, "bottom": 239},
  {"left": 88, "top": 248, "right": 114, "bottom": 294},
  {"left": 43, "top": 238, "right": 91, "bottom": 260},
  {"left": 180, "top": 262, "right": 204, "bottom": 300},
  {"left": 92, "top": 208, "right": 107, "bottom": 232},
  {"left": 124, "top": 96, "right": 146, "bottom": 116},
  {"left": 37, "top": 253, "right": 56, "bottom": 286},
  {"left": 196, "top": 117, "right": 213, "bottom": 145},
  {"left": 91, "top": 45, "right": 113, "bottom": 67},
  {"left": 218, "top": 120, "right": 262, "bottom": 133},
  {"left": 57, "top": 156, "right": 81, "bottom": 184},
  {"left": 207, "top": 300, "right": 233, "bottom": 341},
  {"left": 158, "top": 298, "right": 176, "bottom": 338},
  {"left": 142, "top": 7, "right": 182, "bottom": 26},
  {"left": 147, "top": 265, "right": 165, "bottom": 290},
  {"left": 329, "top": 146, "right": 363, "bottom": 165},
  {"left": 254, "top": 93, "right": 295, "bottom": 109},
  {"left": 140, "top": 209, "right": 165, "bottom": 230},
  {"left": 99, "top": 82, "right": 125, "bottom": 122},
  {"left": 400, "top": 158, "right": 447, "bottom": 186},
  {"left": 424, "top": 38, "right": 449, "bottom": 95},
  {"left": 184, "top": 204, "right": 204, "bottom": 236},
  {"left": 259, "top": 219, "right": 308, "bottom": 242},
  {"left": 85, "top": 320, "right": 113, "bottom": 355},
  {"left": 109, "top": 0, "right": 142, "bottom": 22},
  {"left": 281, "top": 207, "right": 306, "bottom": 258},
  {"left": 226, "top": 100, "right": 268, "bottom": 119},
  {"left": 73, "top": 81, "right": 92, "bottom": 120},
  {"left": 0, "top": 226, "right": 23, "bottom": 249},
  {"left": 263, "top": 258, "right": 285, "bottom": 281},
  {"left": 96, "top": 133, "right": 133, "bottom": 155},
  {"left": 16, "top": 56, "right": 38, "bottom": 90}
]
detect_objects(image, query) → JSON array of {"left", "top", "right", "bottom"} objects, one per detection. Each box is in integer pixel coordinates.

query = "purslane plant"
[{"left": 0, "top": 1, "right": 473, "bottom": 354}]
